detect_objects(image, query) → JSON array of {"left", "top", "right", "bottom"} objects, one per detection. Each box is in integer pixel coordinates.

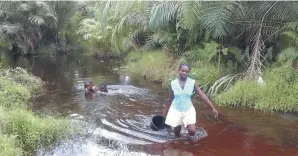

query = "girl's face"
[
  {"left": 179, "top": 65, "right": 190, "bottom": 80},
  {"left": 86, "top": 83, "right": 93, "bottom": 90}
]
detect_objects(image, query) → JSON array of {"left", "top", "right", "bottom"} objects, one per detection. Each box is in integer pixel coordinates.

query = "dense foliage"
[
  {"left": 0, "top": 67, "right": 76, "bottom": 155},
  {"left": 1, "top": 1, "right": 298, "bottom": 112},
  {"left": 0, "top": 1, "right": 79, "bottom": 55}
]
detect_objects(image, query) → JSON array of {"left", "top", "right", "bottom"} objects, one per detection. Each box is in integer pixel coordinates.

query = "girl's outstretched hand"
[{"left": 212, "top": 108, "right": 218, "bottom": 118}]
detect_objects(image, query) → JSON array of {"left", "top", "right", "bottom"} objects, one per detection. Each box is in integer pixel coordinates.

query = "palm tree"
[
  {"left": 0, "top": 1, "right": 58, "bottom": 55},
  {"left": 147, "top": 1, "right": 298, "bottom": 78}
]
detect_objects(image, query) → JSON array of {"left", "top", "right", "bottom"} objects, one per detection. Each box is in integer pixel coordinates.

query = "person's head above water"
[
  {"left": 84, "top": 81, "right": 93, "bottom": 91},
  {"left": 99, "top": 84, "right": 108, "bottom": 92},
  {"left": 84, "top": 81, "right": 108, "bottom": 93},
  {"left": 178, "top": 63, "right": 191, "bottom": 80}
]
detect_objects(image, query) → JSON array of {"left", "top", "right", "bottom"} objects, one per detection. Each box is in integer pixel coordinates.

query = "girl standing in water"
[{"left": 163, "top": 63, "right": 218, "bottom": 138}]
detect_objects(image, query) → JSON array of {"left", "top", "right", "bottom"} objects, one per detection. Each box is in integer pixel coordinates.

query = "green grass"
[
  {"left": 124, "top": 49, "right": 221, "bottom": 90},
  {"left": 124, "top": 45, "right": 298, "bottom": 112},
  {"left": 0, "top": 134, "right": 23, "bottom": 156},
  {"left": 5, "top": 109, "right": 73, "bottom": 154},
  {"left": 0, "top": 67, "right": 43, "bottom": 91},
  {"left": 124, "top": 50, "right": 179, "bottom": 87},
  {"left": 215, "top": 65, "right": 298, "bottom": 112},
  {"left": 124, "top": 46, "right": 298, "bottom": 112},
  {"left": 0, "top": 67, "right": 77, "bottom": 155},
  {"left": 189, "top": 62, "right": 220, "bottom": 91}
]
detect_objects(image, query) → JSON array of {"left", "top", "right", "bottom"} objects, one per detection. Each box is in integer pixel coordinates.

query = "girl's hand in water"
[{"left": 212, "top": 108, "right": 218, "bottom": 118}]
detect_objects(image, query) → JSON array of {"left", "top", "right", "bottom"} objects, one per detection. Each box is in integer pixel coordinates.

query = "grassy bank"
[
  {"left": 0, "top": 67, "right": 76, "bottom": 155},
  {"left": 124, "top": 48, "right": 220, "bottom": 89},
  {"left": 124, "top": 50, "right": 179, "bottom": 87},
  {"left": 215, "top": 61, "right": 298, "bottom": 112},
  {"left": 124, "top": 48, "right": 298, "bottom": 112}
]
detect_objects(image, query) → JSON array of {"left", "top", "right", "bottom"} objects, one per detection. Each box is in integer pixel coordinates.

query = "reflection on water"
[{"left": 3, "top": 53, "right": 298, "bottom": 156}]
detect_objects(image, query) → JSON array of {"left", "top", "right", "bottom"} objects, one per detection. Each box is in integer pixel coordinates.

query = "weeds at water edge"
[{"left": 0, "top": 67, "right": 78, "bottom": 155}]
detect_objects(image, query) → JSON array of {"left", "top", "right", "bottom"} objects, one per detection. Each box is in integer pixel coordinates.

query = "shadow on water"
[{"left": 2, "top": 52, "right": 298, "bottom": 156}]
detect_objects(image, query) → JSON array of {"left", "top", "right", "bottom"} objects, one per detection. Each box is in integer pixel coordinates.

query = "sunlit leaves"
[
  {"left": 0, "top": 23, "right": 19, "bottom": 35},
  {"left": 177, "top": 1, "right": 201, "bottom": 30},
  {"left": 29, "top": 15, "right": 45, "bottom": 25},
  {"left": 0, "top": 1, "right": 59, "bottom": 54},
  {"left": 277, "top": 47, "right": 298, "bottom": 63},
  {"left": 200, "top": 2, "right": 236, "bottom": 39},
  {"left": 18, "top": 3, "right": 31, "bottom": 12},
  {"left": 77, "top": 18, "right": 102, "bottom": 41},
  {"left": 148, "top": 1, "right": 179, "bottom": 30}
]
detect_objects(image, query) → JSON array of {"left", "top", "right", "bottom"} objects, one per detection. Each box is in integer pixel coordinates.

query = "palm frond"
[
  {"left": 277, "top": 47, "right": 298, "bottom": 63},
  {"left": 0, "top": 23, "right": 20, "bottom": 35},
  {"left": 35, "top": 1, "right": 53, "bottom": 13},
  {"left": 99, "top": 1, "right": 111, "bottom": 30},
  {"left": 104, "top": 2, "right": 147, "bottom": 52},
  {"left": 200, "top": 1, "right": 238, "bottom": 39},
  {"left": 234, "top": 1, "right": 298, "bottom": 43},
  {"left": 207, "top": 73, "right": 241, "bottom": 96},
  {"left": 144, "top": 31, "right": 163, "bottom": 49},
  {"left": 246, "top": 27, "right": 265, "bottom": 79},
  {"left": 148, "top": 1, "right": 180, "bottom": 30},
  {"left": 16, "top": 39, "right": 29, "bottom": 55},
  {"left": 29, "top": 15, "right": 45, "bottom": 26},
  {"left": 253, "top": 1, "right": 298, "bottom": 22},
  {"left": 18, "top": 3, "right": 31, "bottom": 12},
  {"left": 82, "top": 33, "right": 93, "bottom": 40},
  {"left": 76, "top": 18, "right": 101, "bottom": 40},
  {"left": 44, "top": 12, "right": 58, "bottom": 22},
  {"left": 284, "top": 22, "right": 298, "bottom": 31},
  {"left": 282, "top": 31, "right": 298, "bottom": 42},
  {"left": 0, "top": 10, "right": 5, "bottom": 18},
  {"left": 282, "top": 22, "right": 298, "bottom": 45},
  {"left": 177, "top": 1, "right": 201, "bottom": 30}
]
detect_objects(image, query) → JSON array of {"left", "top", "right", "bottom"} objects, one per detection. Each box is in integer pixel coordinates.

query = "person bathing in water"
[
  {"left": 84, "top": 81, "right": 108, "bottom": 93},
  {"left": 163, "top": 63, "right": 218, "bottom": 138}
]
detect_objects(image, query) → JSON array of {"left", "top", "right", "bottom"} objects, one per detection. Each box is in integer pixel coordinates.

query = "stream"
[{"left": 4, "top": 54, "right": 298, "bottom": 156}]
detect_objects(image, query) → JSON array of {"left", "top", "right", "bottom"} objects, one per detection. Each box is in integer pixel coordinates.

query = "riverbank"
[
  {"left": 0, "top": 67, "right": 76, "bottom": 156},
  {"left": 1, "top": 52, "right": 297, "bottom": 156},
  {"left": 123, "top": 48, "right": 298, "bottom": 112}
]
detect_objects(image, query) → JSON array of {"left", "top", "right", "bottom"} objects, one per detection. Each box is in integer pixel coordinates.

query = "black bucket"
[{"left": 150, "top": 115, "right": 169, "bottom": 131}]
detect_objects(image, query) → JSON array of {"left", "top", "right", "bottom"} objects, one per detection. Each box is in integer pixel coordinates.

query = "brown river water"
[{"left": 3, "top": 53, "right": 298, "bottom": 156}]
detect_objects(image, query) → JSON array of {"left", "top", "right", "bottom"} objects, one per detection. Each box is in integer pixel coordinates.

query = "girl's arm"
[{"left": 194, "top": 81, "right": 218, "bottom": 117}]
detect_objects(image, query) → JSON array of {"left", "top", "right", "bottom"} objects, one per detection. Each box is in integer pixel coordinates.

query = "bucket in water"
[{"left": 150, "top": 115, "right": 169, "bottom": 131}]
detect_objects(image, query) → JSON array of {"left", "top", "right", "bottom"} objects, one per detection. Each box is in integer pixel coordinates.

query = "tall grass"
[
  {"left": 0, "top": 67, "right": 43, "bottom": 91},
  {"left": 124, "top": 42, "right": 223, "bottom": 91},
  {"left": 124, "top": 48, "right": 222, "bottom": 89},
  {"left": 0, "top": 134, "right": 23, "bottom": 156},
  {"left": 124, "top": 50, "right": 179, "bottom": 87},
  {"left": 0, "top": 67, "right": 76, "bottom": 155},
  {"left": 5, "top": 109, "right": 73, "bottom": 154},
  {"left": 189, "top": 62, "right": 220, "bottom": 92},
  {"left": 215, "top": 62, "right": 298, "bottom": 112}
]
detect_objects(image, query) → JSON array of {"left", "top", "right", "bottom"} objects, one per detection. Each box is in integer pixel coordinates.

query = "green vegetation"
[
  {"left": 0, "top": 1, "right": 79, "bottom": 55},
  {"left": 215, "top": 48, "right": 298, "bottom": 112},
  {"left": 125, "top": 50, "right": 179, "bottom": 87},
  {"left": 1, "top": 1, "right": 298, "bottom": 112},
  {"left": 0, "top": 67, "right": 76, "bottom": 155},
  {"left": 0, "top": 134, "right": 23, "bottom": 156},
  {"left": 97, "top": 1, "right": 298, "bottom": 112}
]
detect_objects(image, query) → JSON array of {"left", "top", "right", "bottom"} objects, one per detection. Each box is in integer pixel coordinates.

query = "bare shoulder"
[{"left": 193, "top": 80, "right": 199, "bottom": 87}]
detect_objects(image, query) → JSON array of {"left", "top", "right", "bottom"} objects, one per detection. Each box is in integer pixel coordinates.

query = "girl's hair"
[{"left": 179, "top": 63, "right": 191, "bottom": 70}]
